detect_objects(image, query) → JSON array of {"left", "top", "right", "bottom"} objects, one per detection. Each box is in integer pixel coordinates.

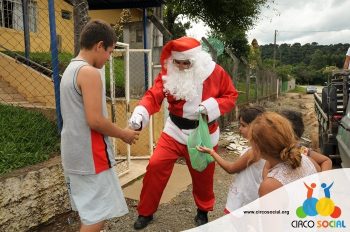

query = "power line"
[{"left": 278, "top": 29, "right": 350, "bottom": 33}]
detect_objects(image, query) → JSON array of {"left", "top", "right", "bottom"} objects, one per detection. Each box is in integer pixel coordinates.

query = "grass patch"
[
  {"left": 0, "top": 104, "right": 60, "bottom": 175},
  {"left": 288, "top": 85, "right": 306, "bottom": 93},
  {"left": 3, "top": 51, "right": 73, "bottom": 75}
]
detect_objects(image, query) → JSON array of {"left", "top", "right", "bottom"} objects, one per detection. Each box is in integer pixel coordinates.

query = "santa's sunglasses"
[{"left": 173, "top": 59, "right": 192, "bottom": 68}]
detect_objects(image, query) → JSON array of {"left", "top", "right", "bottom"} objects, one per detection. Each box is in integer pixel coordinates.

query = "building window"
[
  {"left": 61, "top": 10, "right": 71, "bottom": 20},
  {"left": 136, "top": 29, "right": 143, "bottom": 43},
  {"left": 0, "top": 0, "right": 37, "bottom": 32}
]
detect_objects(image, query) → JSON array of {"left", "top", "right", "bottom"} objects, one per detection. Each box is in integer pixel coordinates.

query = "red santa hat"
[{"left": 160, "top": 37, "right": 202, "bottom": 72}]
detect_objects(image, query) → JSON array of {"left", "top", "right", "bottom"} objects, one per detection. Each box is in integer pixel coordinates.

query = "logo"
[
  {"left": 296, "top": 182, "right": 341, "bottom": 219},
  {"left": 291, "top": 182, "right": 346, "bottom": 229}
]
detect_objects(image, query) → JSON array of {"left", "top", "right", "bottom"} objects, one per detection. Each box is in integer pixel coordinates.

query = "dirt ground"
[{"left": 33, "top": 92, "right": 319, "bottom": 232}]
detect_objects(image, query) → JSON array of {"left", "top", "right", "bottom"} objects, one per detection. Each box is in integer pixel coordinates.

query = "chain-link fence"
[
  {"left": 0, "top": 1, "right": 143, "bottom": 176},
  {"left": 0, "top": 0, "right": 74, "bottom": 174},
  {"left": 0, "top": 0, "right": 166, "bottom": 176},
  {"left": 217, "top": 50, "right": 279, "bottom": 104},
  {"left": 204, "top": 44, "right": 279, "bottom": 126}
]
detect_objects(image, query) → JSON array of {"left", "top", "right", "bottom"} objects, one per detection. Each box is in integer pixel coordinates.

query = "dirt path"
[{"left": 34, "top": 93, "right": 318, "bottom": 232}]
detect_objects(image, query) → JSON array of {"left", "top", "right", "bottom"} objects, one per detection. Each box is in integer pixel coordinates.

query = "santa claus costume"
[{"left": 130, "top": 37, "right": 238, "bottom": 229}]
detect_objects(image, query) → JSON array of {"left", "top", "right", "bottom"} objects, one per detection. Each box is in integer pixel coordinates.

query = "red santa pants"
[{"left": 137, "top": 132, "right": 216, "bottom": 216}]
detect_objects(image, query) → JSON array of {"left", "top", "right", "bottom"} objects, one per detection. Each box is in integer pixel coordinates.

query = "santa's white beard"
[
  {"left": 163, "top": 53, "right": 211, "bottom": 101},
  {"left": 163, "top": 66, "right": 200, "bottom": 101}
]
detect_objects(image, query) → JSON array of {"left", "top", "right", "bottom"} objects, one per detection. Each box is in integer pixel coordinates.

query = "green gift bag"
[{"left": 187, "top": 114, "right": 215, "bottom": 172}]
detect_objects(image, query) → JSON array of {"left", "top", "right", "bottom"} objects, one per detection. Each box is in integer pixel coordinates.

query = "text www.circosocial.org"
[{"left": 243, "top": 210, "right": 290, "bottom": 215}]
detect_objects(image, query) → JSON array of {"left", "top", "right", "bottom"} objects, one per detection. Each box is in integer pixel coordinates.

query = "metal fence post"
[{"left": 48, "top": 0, "right": 62, "bottom": 132}]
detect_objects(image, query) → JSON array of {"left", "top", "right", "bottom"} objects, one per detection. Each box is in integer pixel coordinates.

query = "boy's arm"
[
  {"left": 77, "top": 66, "right": 139, "bottom": 144},
  {"left": 308, "top": 150, "right": 332, "bottom": 171}
]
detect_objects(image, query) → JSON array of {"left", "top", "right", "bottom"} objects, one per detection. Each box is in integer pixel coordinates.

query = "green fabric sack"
[{"left": 187, "top": 115, "right": 214, "bottom": 172}]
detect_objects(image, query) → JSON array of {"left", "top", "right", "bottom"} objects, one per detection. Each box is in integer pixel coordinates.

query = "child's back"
[{"left": 225, "top": 147, "right": 265, "bottom": 213}]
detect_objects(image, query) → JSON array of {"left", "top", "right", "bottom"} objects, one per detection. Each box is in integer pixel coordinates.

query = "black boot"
[
  {"left": 134, "top": 215, "right": 153, "bottom": 230},
  {"left": 194, "top": 209, "right": 208, "bottom": 226}
]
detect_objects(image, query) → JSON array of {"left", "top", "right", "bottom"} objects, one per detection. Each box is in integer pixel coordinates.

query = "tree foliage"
[
  {"left": 163, "top": 2, "right": 191, "bottom": 39},
  {"left": 260, "top": 43, "right": 350, "bottom": 84},
  {"left": 114, "top": 9, "right": 132, "bottom": 41},
  {"left": 163, "top": 0, "right": 271, "bottom": 57}
]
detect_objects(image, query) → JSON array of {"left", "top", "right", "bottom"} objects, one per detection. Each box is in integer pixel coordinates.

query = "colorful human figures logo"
[{"left": 296, "top": 182, "right": 341, "bottom": 218}]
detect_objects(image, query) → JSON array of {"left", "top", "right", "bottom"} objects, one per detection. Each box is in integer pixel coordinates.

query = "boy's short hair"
[
  {"left": 80, "top": 19, "right": 116, "bottom": 50},
  {"left": 280, "top": 109, "right": 304, "bottom": 138}
]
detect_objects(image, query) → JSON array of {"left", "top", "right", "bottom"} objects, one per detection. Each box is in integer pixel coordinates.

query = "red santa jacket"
[{"left": 133, "top": 62, "right": 238, "bottom": 145}]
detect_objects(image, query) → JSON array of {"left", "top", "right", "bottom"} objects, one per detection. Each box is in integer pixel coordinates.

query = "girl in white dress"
[{"left": 197, "top": 105, "right": 265, "bottom": 213}]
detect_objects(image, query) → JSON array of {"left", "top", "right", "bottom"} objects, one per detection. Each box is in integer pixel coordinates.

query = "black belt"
[{"left": 169, "top": 113, "right": 216, "bottom": 130}]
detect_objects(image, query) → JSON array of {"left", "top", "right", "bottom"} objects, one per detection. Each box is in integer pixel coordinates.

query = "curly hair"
[{"left": 249, "top": 112, "right": 301, "bottom": 169}]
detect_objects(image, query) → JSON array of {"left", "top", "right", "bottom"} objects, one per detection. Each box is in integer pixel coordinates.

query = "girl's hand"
[{"left": 196, "top": 145, "right": 214, "bottom": 155}]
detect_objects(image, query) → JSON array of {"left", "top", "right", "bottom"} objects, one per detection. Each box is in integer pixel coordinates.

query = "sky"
[{"left": 186, "top": 0, "right": 350, "bottom": 45}]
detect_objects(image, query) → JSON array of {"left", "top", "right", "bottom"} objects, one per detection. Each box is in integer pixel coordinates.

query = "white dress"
[
  {"left": 267, "top": 154, "right": 317, "bottom": 185},
  {"left": 225, "top": 147, "right": 266, "bottom": 213}
]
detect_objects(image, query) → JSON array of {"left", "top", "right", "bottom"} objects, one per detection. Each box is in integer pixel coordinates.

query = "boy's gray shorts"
[{"left": 65, "top": 168, "right": 129, "bottom": 225}]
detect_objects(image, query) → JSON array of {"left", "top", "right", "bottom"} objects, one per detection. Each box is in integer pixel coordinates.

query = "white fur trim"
[
  {"left": 183, "top": 86, "right": 203, "bottom": 119},
  {"left": 171, "top": 46, "right": 202, "bottom": 60},
  {"left": 202, "top": 61, "right": 216, "bottom": 81},
  {"left": 201, "top": 97, "right": 220, "bottom": 122},
  {"left": 163, "top": 117, "right": 220, "bottom": 146},
  {"left": 133, "top": 105, "right": 150, "bottom": 128}
]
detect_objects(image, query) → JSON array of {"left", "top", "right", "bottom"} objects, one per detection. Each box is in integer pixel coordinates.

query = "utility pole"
[
  {"left": 273, "top": 29, "right": 279, "bottom": 99},
  {"left": 273, "top": 29, "right": 277, "bottom": 69}
]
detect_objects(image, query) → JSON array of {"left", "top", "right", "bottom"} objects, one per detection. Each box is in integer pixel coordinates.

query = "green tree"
[
  {"left": 163, "top": 0, "right": 271, "bottom": 57},
  {"left": 260, "top": 42, "right": 350, "bottom": 84},
  {"left": 114, "top": 9, "right": 132, "bottom": 41},
  {"left": 163, "top": 2, "right": 191, "bottom": 39},
  {"left": 276, "top": 64, "right": 293, "bottom": 82},
  {"left": 248, "top": 38, "right": 262, "bottom": 69},
  {"left": 310, "top": 49, "right": 327, "bottom": 70}
]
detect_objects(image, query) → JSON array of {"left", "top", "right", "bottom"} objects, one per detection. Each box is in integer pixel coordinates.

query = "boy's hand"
[{"left": 122, "top": 127, "right": 140, "bottom": 144}]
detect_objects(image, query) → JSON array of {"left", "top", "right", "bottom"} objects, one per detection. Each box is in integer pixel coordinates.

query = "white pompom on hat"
[{"left": 160, "top": 37, "right": 202, "bottom": 72}]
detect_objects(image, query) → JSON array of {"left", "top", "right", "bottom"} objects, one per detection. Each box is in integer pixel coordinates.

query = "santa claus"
[{"left": 129, "top": 37, "right": 238, "bottom": 230}]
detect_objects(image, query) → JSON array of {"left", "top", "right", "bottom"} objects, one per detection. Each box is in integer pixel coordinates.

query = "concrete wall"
[{"left": 0, "top": 157, "right": 69, "bottom": 232}]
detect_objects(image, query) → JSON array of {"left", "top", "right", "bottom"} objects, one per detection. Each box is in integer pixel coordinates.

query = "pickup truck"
[{"left": 314, "top": 70, "right": 350, "bottom": 168}]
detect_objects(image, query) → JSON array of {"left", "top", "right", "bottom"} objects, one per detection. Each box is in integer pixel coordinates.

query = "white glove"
[
  {"left": 197, "top": 105, "right": 207, "bottom": 114},
  {"left": 129, "top": 113, "right": 143, "bottom": 130}
]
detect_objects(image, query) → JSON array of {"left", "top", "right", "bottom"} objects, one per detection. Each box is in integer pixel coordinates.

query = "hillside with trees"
[{"left": 260, "top": 43, "right": 349, "bottom": 84}]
